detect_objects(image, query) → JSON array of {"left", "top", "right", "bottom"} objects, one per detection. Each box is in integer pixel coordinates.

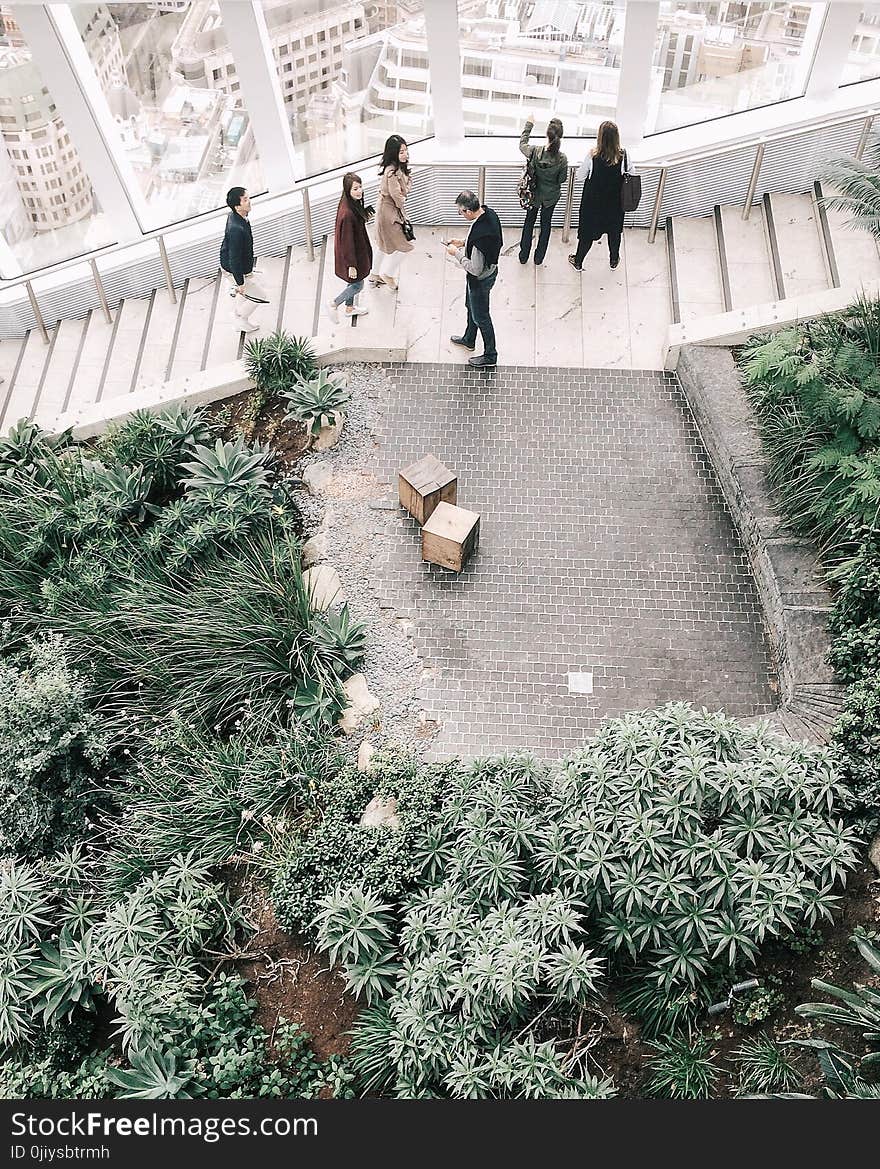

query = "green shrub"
[
  {"left": 734, "top": 1036, "right": 802, "bottom": 1094},
  {"left": 0, "top": 634, "right": 111, "bottom": 858},
  {"left": 104, "top": 712, "right": 343, "bottom": 890},
  {"left": 832, "top": 672, "right": 880, "bottom": 833},
  {"left": 644, "top": 1032, "right": 720, "bottom": 1099},
  {"left": 45, "top": 527, "right": 360, "bottom": 731},
  {"left": 244, "top": 331, "right": 317, "bottom": 396},
  {"left": 272, "top": 753, "right": 451, "bottom": 937},
  {"left": 740, "top": 305, "right": 880, "bottom": 559},
  {"left": 180, "top": 436, "right": 274, "bottom": 497},
  {"left": 730, "top": 975, "right": 786, "bottom": 1027},
  {"left": 827, "top": 529, "right": 880, "bottom": 683}
]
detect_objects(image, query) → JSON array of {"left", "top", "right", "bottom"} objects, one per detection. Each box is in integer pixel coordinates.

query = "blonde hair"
[{"left": 592, "top": 120, "right": 623, "bottom": 165}]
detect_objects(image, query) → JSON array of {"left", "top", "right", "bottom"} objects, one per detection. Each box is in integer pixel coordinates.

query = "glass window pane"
[
  {"left": 458, "top": 0, "right": 625, "bottom": 138},
  {"left": 0, "top": 5, "right": 115, "bottom": 276},
  {"left": 648, "top": 2, "right": 826, "bottom": 135},
  {"left": 73, "top": 2, "right": 262, "bottom": 228},
  {"left": 271, "top": 0, "right": 432, "bottom": 177},
  {"left": 842, "top": 5, "right": 880, "bottom": 85}
]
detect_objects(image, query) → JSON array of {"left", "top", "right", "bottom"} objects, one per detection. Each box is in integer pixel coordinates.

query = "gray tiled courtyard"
[{"left": 375, "top": 363, "right": 776, "bottom": 759}]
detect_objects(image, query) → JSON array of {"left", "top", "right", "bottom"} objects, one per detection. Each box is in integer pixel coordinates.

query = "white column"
[
  {"left": 217, "top": 1, "right": 299, "bottom": 187},
  {"left": 424, "top": 0, "right": 465, "bottom": 147},
  {"left": 13, "top": 3, "right": 145, "bottom": 240},
  {"left": 805, "top": 2, "right": 861, "bottom": 98},
  {"left": 616, "top": 1, "right": 660, "bottom": 144}
]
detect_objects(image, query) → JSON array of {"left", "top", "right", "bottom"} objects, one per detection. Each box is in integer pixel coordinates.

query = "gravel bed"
[{"left": 290, "top": 362, "right": 434, "bottom": 759}]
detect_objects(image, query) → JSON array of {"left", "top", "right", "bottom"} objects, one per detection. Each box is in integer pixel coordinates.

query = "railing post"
[
  {"left": 855, "top": 114, "right": 875, "bottom": 160},
  {"left": 25, "top": 280, "right": 50, "bottom": 344},
  {"left": 157, "top": 236, "right": 177, "bottom": 303},
  {"left": 742, "top": 142, "right": 765, "bottom": 221},
  {"left": 89, "top": 258, "right": 113, "bottom": 324},
  {"left": 561, "top": 166, "right": 576, "bottom": 244},
  {"left": 302, "top": 187, "right": 315, "bottom": 261},
  {"left": 477, "top": 165, "right": 486, "bottom": 205},
  {"left": 648, "top": 166, "right": 667, "bottom": 244}
]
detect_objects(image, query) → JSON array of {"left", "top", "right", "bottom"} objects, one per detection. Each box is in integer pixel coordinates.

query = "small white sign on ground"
[{"left": 567, "top": 671, "right": 593, "bottom": 695}]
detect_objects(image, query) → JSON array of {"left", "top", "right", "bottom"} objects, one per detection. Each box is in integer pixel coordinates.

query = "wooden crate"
[
  {"left": 421, "top": 502, "right": 480, "bottom": 572},
  {"left": 398, "top": 454, "right": 457, "bottom": 525}
]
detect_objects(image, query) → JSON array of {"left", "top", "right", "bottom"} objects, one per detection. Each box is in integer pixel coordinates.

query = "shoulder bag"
[
  {"left": 400, "top": 218, "right": 416, "bottom": 242},
  {"left": 620, "top": 150, "right": 642, "bottom": 214},
  {"left": 518, "top": 147, "right": 541, "bottom": 210}
]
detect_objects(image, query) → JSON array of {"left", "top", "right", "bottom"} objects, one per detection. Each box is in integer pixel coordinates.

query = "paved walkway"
[{"left": 376, "top": 362, "right": 775, "bottom": 759}]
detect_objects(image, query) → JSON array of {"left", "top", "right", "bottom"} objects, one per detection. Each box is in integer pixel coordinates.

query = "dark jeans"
[
  {"left": 334, "top": 278, "right": 364, "bottom": 307},
  {"left": 519, "top": 201, "right": 557, "bottom": 263},
  {"left": 574, "top": 225, "right": 622, "bottom": 266},
  {"left": 461, "top": 270, "right": 497, "bottom": 360}
]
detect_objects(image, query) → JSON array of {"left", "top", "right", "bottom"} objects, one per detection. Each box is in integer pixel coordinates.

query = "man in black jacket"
[
  {"left": 446, "top": 190, "right": 502, "bottom": 367},
  {"left": 220, "top": 187, "right": 266, "bottom": 333}
]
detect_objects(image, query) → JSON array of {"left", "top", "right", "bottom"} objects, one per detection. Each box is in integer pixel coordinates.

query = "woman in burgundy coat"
[{"left": 327, "top": 172, "right": 373, "bottom": 320}]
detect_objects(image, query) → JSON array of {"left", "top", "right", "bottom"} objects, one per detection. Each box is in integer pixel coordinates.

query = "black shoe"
[
  {"left": 468, "top": 354, "right": 497, "bottom": 368},
  {"left": 519, "top": 255, "right": 528, "bottom": 264},
  {"left": 450, "top": 335, "right": 476, "bottom": 350},
  {"left": 568, "top": 255, "right": 582, "bottom": 270},
  {"left": 610, "top": 256, "right": 620, "bottom": 269}
]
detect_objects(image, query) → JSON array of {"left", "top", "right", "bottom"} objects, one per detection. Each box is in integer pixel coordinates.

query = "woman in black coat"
[{"left": 569, "top": 120, "right": 631, "bottom": 271}]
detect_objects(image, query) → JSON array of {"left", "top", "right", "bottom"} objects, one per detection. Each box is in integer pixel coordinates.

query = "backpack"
[
  {"left": 620, "top": 150, "right": 642, "bottom": 214},
  {"left": 518, "top": 147, "right": 541, "bottom": 210}
]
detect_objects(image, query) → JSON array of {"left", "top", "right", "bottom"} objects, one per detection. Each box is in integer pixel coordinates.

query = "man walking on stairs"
[
  {"left": 220, "top": 187, "right": 268, "bottom": 334},
  {"left": 446, "top": 190, "right": 502, "bottom": 368}
]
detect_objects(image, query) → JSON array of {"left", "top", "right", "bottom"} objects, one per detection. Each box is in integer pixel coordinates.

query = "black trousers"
[
  {"left": 461, "top": 270, "right": 498, "bottom": 360},
  {"left": 574, "top": 225, "right": 622, "bottom": 266},
  {"left": 519, "top": 201, "right": 557, "bottom": 264}
]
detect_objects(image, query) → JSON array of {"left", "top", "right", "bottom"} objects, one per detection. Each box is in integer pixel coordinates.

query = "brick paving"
[{"left": 374, "top": 363, "right": 776, "bottom": 760}]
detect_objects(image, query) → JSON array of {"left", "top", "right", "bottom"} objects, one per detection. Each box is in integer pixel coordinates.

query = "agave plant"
[
  {"left": 0, "top": 418, "right": 71, "bottom": 474},
  {"left": 180, "top": 436, "right": 273, "bottom": 496},
  {"left": 311, "top": 604, "right": 368, "bottom": 675},
  {"left": 95, "top": 464, "right": 159, "bottom": 523},
  {"left": 27, "top": 926, "right": 98, "bottom": 1026},
  {"left": 155, "top": 403, "right": 211, "bottom": 448},
  {"left": 106, "top": 1045, "right": 197, "bottom": 1099},
  {"left": 290, "top": 678, "right": 345, "bottom": 728},
  {"left": 282, "top": 370, "right": 351, "bottom": 436},
  {"left": 244, "top": 330, "right": 317, "bottom": 395}
]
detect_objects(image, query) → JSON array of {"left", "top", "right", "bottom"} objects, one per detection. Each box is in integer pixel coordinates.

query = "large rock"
[
  {"left": 311, "top": 412, "right": 346, "bottom": 452},
  {"left": 870, "top": 831, "right": 880, "bottom": 877},
  {"left": 302, "top": 463, "right": 333, "bottom": 495},
  {"left": 301, "top": 533, "right": 327, "bottom": 568},
  {"left": 357, "top": 740, "right": 375, "bottom": 773},
  {"left": 302, "top": 564, "right": 344, "bottom": 610},
  {"left": 359, "top": 794, "right": 400, "bottom": 830},
  {"left": 338, "top": 672, "right": 380, "bottom": 735}
]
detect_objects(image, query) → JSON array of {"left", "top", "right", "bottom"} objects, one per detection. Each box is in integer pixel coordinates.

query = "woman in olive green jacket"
[{"left": 518, "top": 114, "right": 568, "bottom": 265}]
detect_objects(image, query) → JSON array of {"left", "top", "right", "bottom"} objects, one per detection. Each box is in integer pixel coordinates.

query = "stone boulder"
[
  {"left": 357, "top": 740, "right": 375, "bottom": 773},
  {"left": 302, "top": 564, "right": 344, "bottom": 610},
  {"left": 302, "top": 463, "right": 333, "bottom": 496},
  {"left": 301, "top": 533, "right": 327, "bottom": 569},
  {"left": 311, "top": 412, "right": 346, "bottom": 452},
  {"left": 869, "top": 830, "right": 880, "bottom": 877},
  {"left": 338, "top": 672, "right": 380, "bottom": 735},
  {"left": 359, "top": 794, "right": 400, "bottom": 830}
]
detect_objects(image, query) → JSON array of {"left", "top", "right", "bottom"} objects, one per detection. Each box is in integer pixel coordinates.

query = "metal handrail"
[
  {"left": 561, "top": 166, "right": 576, "bottom": 244},
  {"left": 742, "top": 142, "right": 766, "bottom": 222},
  {"left": 2, "top": 103, "right": 878, "bottom": 311},
  {"left": 157, "top": 236, "right": 177, "bottom": 303},
  {"left": 89, "top": 259, "right": 113, "bottom": 325}
]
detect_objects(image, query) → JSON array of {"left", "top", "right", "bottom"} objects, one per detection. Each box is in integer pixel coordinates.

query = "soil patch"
[
  {"left": 205, "top": 387, "right": 310, "bottom": 470},
  {"left": 236, "top": 889, "right": 359, "bottom": 1061}
]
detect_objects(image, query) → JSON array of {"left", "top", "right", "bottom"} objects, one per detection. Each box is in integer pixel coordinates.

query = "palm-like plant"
[
  {"left": 282, "top": 371, "right": 351, "bottom": 435},
  {"left": 106, "top": 1045, "right": 197, "bottom": 1099},
  {"left": 820, "top": 156, "right": 880, "bottom": 243}
]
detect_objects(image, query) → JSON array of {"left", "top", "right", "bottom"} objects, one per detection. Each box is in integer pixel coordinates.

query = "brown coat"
[
  {"left": 376, "top": 165, "right": 414, "bottom": 255},
  {"left": 334, "top": 199, "right": 372, "bottom": 281}
]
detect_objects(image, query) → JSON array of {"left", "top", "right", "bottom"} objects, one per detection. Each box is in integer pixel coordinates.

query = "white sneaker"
[
  {"left": 344, "top": 305, "right": 369, "bottom": 317},
  {"left": 239, "top": 319, "right": 260, "bottom": 333},
  {"left": 326, "top": 299, "right": 339, "bottom": 319}
]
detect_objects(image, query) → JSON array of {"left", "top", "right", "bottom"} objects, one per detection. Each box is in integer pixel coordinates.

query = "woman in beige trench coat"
[{"left": 371, "top": 134, "right": 413, "bottom": 292}]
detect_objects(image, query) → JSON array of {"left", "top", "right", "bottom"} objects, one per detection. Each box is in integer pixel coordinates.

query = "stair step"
[
  {"left": 134, "top": 289, "right": 183, "bottom": 393},
  {"left": 0, "top": 337, "right": 27, "bottom": 436},
  {"left": 789, "top": 702, "right": 836, "bottom": 741},
  {"left": 33, "top": 317, "right": 88, "bottom": 427},
  {"left": 169, "top": 273, "right": 219, "bottom": 382},
  {"left": 670, "top": 214, "right": 724, "bottom": 322},
  {"left": 719, "top": 203, "right": 776, "bottom": 309},
  {"left": 0, "top": 329, "right": 52, "bottom": 430},
  {"left": 94, "top": 296, "right": 151, "bottom": 402},
  {"left": 776, "top": 708, "right": 821, "bottom": 744},
  {"left": 67, "top": 310, "right": 116, "bottom": 414},
  {"left": 767, "top": 191, "right": 829, "bottom": 298},
  {"left": 281, "top": 243, "right": 323, "bottom": 337}
]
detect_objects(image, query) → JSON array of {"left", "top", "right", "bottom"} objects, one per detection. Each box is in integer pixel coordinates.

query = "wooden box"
[
  {"left": 398, "top": 454, "right": 457, "bottom": 525},
  {"left": 421, "top": 502, "right": 480, "bottom": 572}
]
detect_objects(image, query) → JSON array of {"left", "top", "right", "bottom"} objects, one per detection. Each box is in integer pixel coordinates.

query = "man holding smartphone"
[{"left": 446, "top": 190, "right": 502, "bottom": 368}]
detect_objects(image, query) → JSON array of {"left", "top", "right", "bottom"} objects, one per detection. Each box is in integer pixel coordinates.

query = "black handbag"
[
  {"left": 621, "top": 151, "right": 642, "bottom": 214},
  {"left": 401, "top": 218, "right": 416, "bottom": 242}
]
